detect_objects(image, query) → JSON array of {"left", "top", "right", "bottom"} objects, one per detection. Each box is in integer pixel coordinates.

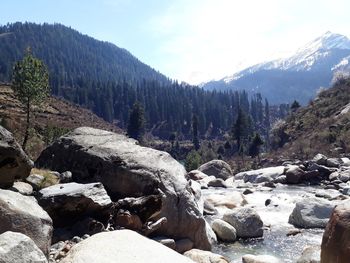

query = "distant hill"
[
  {"left": 203, "top": 32, "right": 350, "bottom": 105},
  {"left": 0, "top": 84, "right": 120, "bottom": 158},
  {"left": 270, "top": 78, "right": 350, "bottom": 158}
]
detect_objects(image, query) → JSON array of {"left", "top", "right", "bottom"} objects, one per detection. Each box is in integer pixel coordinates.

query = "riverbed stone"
[
  {"left": 205, "top": 192, "right": 247, "bottom": 210},
  {"left": 242, "top": 254, "right": 282, "bottom": 263},
  {"left": 211, "top": 219, "right": 237, "bottom": 242},
  {"left": 184, "top": 249, "right": 229, "bottom": 263},
  {"left": 187, "top": 170, "right": 208, "bottom": 181},
  {"left": 289, "top": 198, "right": 335, "bottom": 228},
  {"left": 9, "top": 181, "right": 33, "bottom": 195},
  {"left": 0, "top": 231, "right": 48, "bottom": 263},
  {"left": 208, "top": 178, "right": 228, "bottom": 188},
  {"left": 197, "top": 160, "right": 233, "bottom": 180},
  {"left": 223, "top": 208, "right": 263, "bottom": 238},
  {"left": 0, "top": 189, "right": 53, "bottom": 255},
  {"left": 236, "top": 166, "right": 285, "bottom": 184},
  {"left": 312, "top": 154, "right": 327, "bottom": 166},
  {"left": 321, "top": 200, "right": 350, "bottom": 263},
  {"left": 285, "top": 165, "right": 305, "bottom": 184}
]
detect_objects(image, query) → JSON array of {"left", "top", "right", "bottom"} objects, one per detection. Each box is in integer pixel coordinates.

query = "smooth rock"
[
  {"left": 184, "top": 249, "right": 229, "bottom": 263},
  {"left": 0, "top": 126, "right": 33, "bottom": 188},
  {"left": 36, "top": 127, "right": 211, "bottom": 250},
  {"left": 205, "top": 192, "right": 247, "bottom": 209},
  {"left": 297, "top": 245, "right": 320, "bottom": 263},
  {"left": 0, "top": 231, "right": 47, "bottom": 263},
  {"left": 176, "top": 238, "right": 194, "bottom": 253},
  {"left": 38, "top": 182, "right": 112, "bottom": 227},
  {"left": 59, "top": 171, "right": 73, "bottom": 183},
  {"left": 26, "top": 174, "right": 45, "bottom": 191},
  {"left": 211, "top": 219, "right": 236, "bottom": 242},
  {"left": 208, "top": 178, "right": 228, "bottom": 188},
  {"left": 223, "top": 208, "right": 263, "bottom": 238},
  {"left": 326, "top": 158, "right": 341, "bottom": 168},
  {"left": 242, "top": 254, "right": 282, "bottom": 263},
  {"left": 187, "top": 170, "right": 208, "bottom": 181},
  {"left": 312, "top": 154, "right": 328, "bottom": 166},
  {"left": 289, "top": 198, "right": 335, "bottom": 228},
  {"left": 9, "top": 181, "right": 33, "bottom": 195},
  {"left": 60, "top": 230, "right": 194, "bottom": 263},
  {"left": 286, "top": 165, "right": 305, "bottom": 184},
  {"left": 321, "top": 200, "right": 350, "bottom": 263},
  {"left": 197, "top": 160, "right": 233, "bottom": 180},
  {"left": 0, "top": 189, "right": 52, "bottom": 255},
  {"left": 203, "top": 200, "right": 218, "bottom": 215}
]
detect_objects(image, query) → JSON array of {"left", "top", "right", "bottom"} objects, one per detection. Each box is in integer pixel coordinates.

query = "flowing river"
[{"left": 202, "top": 183, "right": 334, "bottom": 262}]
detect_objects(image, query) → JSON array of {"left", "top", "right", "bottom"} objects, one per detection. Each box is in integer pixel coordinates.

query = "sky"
[{"left": 2, "top": 0, "right": 350, "bottom": 85}]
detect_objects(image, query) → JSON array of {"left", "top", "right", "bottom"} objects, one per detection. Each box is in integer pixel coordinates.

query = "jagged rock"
[
  {"left": 297, "top": 245, "right": 320, "bottom": 263},
  {"left": 208, "top": 178, "right": 228, "bottom": 188},
  {"left": 26, "top": 174, "right": 45, "bottom": 191},
  {"left": 236, "top": 166, "right": 285, "bottom": 183},
  {"left": 197, "top": 160, "right": 233, "bottom": 180},
  {"left": 289, "top": 198, "right": 335, "bottom": 228},
  {"left": 0, "top": 126, "right": 33, "bottom": 188},
  {"left": 321, "top": 200, "right": 350, "bottom": 263},
  {"left": 312, "top": 154, "right": 328, "bottom": 166},
  {"left": 307, "top": 163, "right": 336, "bottom": 178},
  {"left": 285, "top": 165, "right": 305, "bottom": 184},
  {"left": 36, "top": 127, "right": 211, "bottom": 250},
  {"left": 0, "top": 231, "right": 47, "bottom": 263},
  {"left": 242, "top": 254, "right": 282, "bottom": 263},
  {"left": 211, "top": 219, "right": 237, "bottom": 242},
  {"left": 38, "top": 182, "right": 112, "bottom": 227},
  {"left": 184, "top": 249, "right": 229, "bottom": 263},
  {"left": 223, "top": 208, "right": 263, "bottom": 238},
  {"left": 0, "top": 189, "right": 52, "bottom": 255},
  {"left": 9, "top": 181, "right": 33, "bottom": 195},
  {"left": 60, "top": 230, "right": 194, "bottom": 263}
]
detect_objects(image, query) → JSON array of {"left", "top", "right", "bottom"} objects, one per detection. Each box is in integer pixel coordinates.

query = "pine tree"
[
  {"left": 192, "top": 114, "right": 200, "bottom": 150},
  {"left": 127, "top": 101, "right": 145, "bottom": 141},
  {"left": 11, "top": 48, "right": 50, "bottom": 150},
  {"left": 291, "top": 100, "right": 301, "bottom": 112},
  {"left": 249, "top": 133, "right": 264, "bottom": 160},
  {"left": 232, "top": 107, "right": 249, "bottom": 150}
]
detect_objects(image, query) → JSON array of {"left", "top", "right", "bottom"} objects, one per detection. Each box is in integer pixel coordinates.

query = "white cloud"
[{"left": 147, "top": 0, "right": 350, "bottom": 84}]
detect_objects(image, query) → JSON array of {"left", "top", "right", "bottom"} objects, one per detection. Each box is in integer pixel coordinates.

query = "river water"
[{"left": 202, "top": 184, "right": 330, "bottom": 262}]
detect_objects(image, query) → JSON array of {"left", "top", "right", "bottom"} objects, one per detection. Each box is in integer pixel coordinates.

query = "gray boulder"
[
  {"left": 211, "top": 219, "right": 236, "bottom": 242},
  {"left": 197, "top": 160, "right": 233, "bottom": 180},
  {"left": 208, "top": 178, "right": 228, "bottom": 188},
  {"left": 223, "top": 208, "right": 263, "bottom": 238},
  {"left": 26, "top": 174, "right": 45, "bottom": 191},
  {"left": 36, "top": 127, "right": 211, "bottom": 250},
  {"left": 289, "top": 198, "right": 335, "bottom": 228},
  {"left": 286, "top": 165, "right": 305, "bottom": 184},
  {"left": 0, "top": 231, "right": 47, "bottom": 263},
  {"left": 0, "top": 126, "right": 33, "bottom": 188},
  {"left": 60, "top": 230, "right": 194, "bottom": 263},
  {"left": 38, "top": 182, "right": 112, "bottom": 227},
  {"left": 326, "top": 158, "right": 341, "bottom": 168},
  {"left": 184, "top": 249, "right": 229, "bottom": 263},
  {"left": 312, "top": 154, "right": 328, "bottom": 166},
  {"left": 0, "top": 189, "right": 52, "bottom": 255},
  {"left": 236, "top": 166, "right": 285, "bottom": 183}
]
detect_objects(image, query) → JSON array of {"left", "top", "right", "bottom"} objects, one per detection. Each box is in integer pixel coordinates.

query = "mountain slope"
[
  {"left": 270, "top": 78, "right": 350, "bottom": 159},
  {"left": 203, "top": 32, "right": 350, "bottom": 105},
  {"left": 0, "top": 22, "right": 169, "bottom": 88}
]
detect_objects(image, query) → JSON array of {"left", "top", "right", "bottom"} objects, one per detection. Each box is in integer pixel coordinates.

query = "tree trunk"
[{"left": 22, "top": 99, "right": 30, "bottom": 151}]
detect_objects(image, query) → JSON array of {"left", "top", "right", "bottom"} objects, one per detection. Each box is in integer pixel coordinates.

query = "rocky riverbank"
[{"left": 1, "top": 125, "right": 350, "bottom": 262}]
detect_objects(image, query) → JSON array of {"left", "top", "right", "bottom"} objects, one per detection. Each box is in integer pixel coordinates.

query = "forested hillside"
[{"left": 0, "top": 22, "right": 283, "bottom": 141}]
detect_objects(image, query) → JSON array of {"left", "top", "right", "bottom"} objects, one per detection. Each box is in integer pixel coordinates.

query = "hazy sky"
[{"left": 2, "top": 0, "right": 350, "bottom": 84}]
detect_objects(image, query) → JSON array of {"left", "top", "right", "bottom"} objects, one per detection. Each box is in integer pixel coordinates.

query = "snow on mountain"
[{"left": 222, "top": 32, "right": 350, "bottom": 83}]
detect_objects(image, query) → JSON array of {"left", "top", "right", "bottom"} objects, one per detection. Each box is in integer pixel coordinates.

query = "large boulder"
[
  {"left": 0, "top": 189, "right": 52, "bottom": 255},
  {"left": 285, "top": 165, "right": 305, "bottom": 184},
  {"left": 0, "top": 231, "right": 47, "bottom": 263},
  {"left": 297, "top": 245, "right": 320, "bottom": 263},
  {"left": 184, "top": 249, "right": 229, "bottom": 263},
  {"left": 36, "top": 127, "right": 211, "bottom": 249},
  {"left": 235, "top": 166, "right": 285, "bottom": 183},
  {"left": 38, "top": 182, "right": 112, "bottom": 227},
  {"left": 223, "top": 208, "right": 263, "bottom": 238},
  {"left": 197, "top": 160, "right": 233, "bottom": 180},
  {"left": 289, "top": 198, "right": 335, "bottom": 228},
  {"left": 321, "top": 200, "right": 350, "bottom": 263},
  {"left": 0, "top": 126, "right": 33, "bottom": 188},
  {"left": 60, "top": 230, "right": 194, "bottom": 263}
]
